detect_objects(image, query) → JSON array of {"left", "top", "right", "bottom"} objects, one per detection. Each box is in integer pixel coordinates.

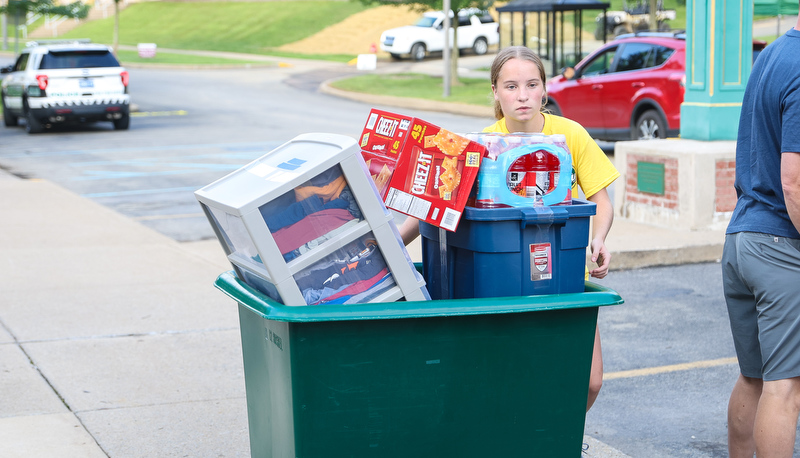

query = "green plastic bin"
[{"left": 215, "top": 270, "right": 623, "bottom": 458}]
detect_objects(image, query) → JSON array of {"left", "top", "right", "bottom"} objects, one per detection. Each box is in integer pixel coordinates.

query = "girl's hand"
[{"left": 589, "top": 238, "right": 611, "bottom": 279}]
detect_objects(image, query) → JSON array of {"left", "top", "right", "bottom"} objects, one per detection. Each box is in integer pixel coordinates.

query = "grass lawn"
[
  {"left": 330, "top": 73, "right": 494, "bottom": 107},
  {"left": 60, "top": 1, "right": 371, "bottom": 62},
  {"left": 116, "top": 49, "right": 266, "bottom": 66}
]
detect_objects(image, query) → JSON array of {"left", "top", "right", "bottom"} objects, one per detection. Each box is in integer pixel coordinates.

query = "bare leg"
[
  {"left": 753, "top": 377, "right": 800, "bottom": 458},
  {"left": 728, "top": 374, "right": 762, "bottom": 458},
  {"left": 586, "top": 325, "right": 603, "bottom": 411}
]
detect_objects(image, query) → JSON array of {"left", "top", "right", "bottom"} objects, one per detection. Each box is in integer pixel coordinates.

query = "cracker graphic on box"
[{"left": 432, "top": 128, "right": 471, "bottom": 157}]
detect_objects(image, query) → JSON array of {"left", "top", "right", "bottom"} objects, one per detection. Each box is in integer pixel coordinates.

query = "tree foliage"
[
  {"left": 1, "top": 1, "right": 89, "bottom": 53},
  {"left": 0, "top": 0, "right": 90, "bottom": 19},
  {"left": 356, "top": 0, "right": 493, "bottom": 15}
]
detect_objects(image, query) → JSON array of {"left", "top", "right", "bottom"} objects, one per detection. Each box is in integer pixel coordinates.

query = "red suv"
[{"left": 545, "top": 33, "right": 686, "bottom": 141}]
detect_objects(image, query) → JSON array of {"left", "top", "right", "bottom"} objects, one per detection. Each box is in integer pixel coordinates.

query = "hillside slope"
[{"left": 278, "top": 5, "right": 425, "bottom": 57}]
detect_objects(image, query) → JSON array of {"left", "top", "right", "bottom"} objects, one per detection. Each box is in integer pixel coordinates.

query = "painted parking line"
[
  {"left": 74, "top": 164, "right": 241, "bottom": 181},
  {"left": 131, "top": 110, "right": 189, "bottom": 117},
  {"left": 77, "top": 152, "right": 264, "bottom": 166},
  {"left": 2, "top": 141, "right": 282, "bottom": 158},
  {"left": 81, "top": 186, "right": 200, "bottom": 198},
  {"left": 604, "top": 356, "right": 738, "bottom": 381},
  {"left": 132, "top": 213, "right": 205, "bottom": 221}
]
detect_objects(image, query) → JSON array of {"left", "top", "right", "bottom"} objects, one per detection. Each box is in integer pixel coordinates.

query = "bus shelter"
[{"left": 496, "top": 0, "right": 610, "bottom": 76}]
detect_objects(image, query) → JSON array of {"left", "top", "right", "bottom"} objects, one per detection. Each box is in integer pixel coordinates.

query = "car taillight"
[
  {"left": 120, "top": 71, "right": 129, "bottom": 87},
  {"left": 35, "top": 74, "right": 48, "bottom": 90},
  {"left": 668, "top": 72, "right": 685, "bottom": 87}
]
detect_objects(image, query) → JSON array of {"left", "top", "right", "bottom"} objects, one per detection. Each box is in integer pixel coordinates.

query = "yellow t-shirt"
[{"left": 482, "top": 114, "right": 619, "bottom": 200}]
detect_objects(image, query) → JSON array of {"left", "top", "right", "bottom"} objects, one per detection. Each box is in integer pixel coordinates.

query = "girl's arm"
[
  {"left": 398, "top": 217, "right": 420, "bottom": 245},
  {"left": 586, "top": 188, "right": 614, "bottom": 279}
]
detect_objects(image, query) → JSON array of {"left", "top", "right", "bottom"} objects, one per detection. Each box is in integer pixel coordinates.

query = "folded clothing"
[
  {"left": 273, "top": 208, "right": 355, "bottom": 255},
  {"left": 294, "top": 244, "right": 387, "bottom": 293}
]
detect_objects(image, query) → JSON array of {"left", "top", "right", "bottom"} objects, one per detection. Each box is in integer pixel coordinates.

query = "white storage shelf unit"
[{"left": 195, "top": 133, "right": 428, "bottom": 306}]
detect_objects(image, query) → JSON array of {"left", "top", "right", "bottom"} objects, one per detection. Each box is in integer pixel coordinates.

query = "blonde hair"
[{"left": 490, "top": 46, "right": 548, "bottom": 120}]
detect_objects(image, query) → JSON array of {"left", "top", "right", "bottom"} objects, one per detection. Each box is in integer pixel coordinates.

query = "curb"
[
  {"left": 319, "top": 78, "right": 494, "bottom": 118},
  {"left": 610, "top": 243, "right": 723, "bottom": 271}
]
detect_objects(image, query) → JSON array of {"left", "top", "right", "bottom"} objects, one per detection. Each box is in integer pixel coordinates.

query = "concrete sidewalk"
[
  {"left": 0, "top": 164, "right": 725, "bottom": 457},
  {"left": 0, "top": 174, "right": 248, "bottom": 457}
]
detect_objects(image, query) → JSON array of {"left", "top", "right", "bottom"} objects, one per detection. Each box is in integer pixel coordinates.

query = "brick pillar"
[
  {"left": 714, "top": 159, "right": 737, "bottom": 213},
  {"left": 614, "top": 139, "right": 735, "bottom": 230}
]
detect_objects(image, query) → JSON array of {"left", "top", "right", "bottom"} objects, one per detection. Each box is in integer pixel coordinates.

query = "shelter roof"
[{"left": 496, "top": 0, "right": 610, "bottom": 13}]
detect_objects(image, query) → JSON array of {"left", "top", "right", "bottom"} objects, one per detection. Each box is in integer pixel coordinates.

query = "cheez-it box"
[{"left": 359, "top": 109, "right": 486, "bottom": 232}]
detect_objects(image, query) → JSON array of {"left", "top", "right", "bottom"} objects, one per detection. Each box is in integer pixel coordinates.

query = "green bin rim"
[{"left": 214, "top": 271, "right": 624, "bottom": 322}]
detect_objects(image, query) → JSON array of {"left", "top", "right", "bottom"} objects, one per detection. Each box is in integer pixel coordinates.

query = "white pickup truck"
[{"left": 380, "top": 9, "right": 500, "bottom": 61}]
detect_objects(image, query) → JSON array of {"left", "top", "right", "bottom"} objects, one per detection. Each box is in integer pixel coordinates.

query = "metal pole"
[
  {"left": 523, "top": 12, "right": 527, "bottom": 47},
  {"left": 559, "top": 11, "right": 564, "bottom": 71},
  {"left": 510, "top": 12, "right": 515, "bottom": 45},
  {"left": 1, "top": 0, "right": 7, "bottom": 51},
  {"left": 2, "top": 13, "right": 7, "bottom": 51},
  {"left": 443, "top": 0, "right": 451, "bottom": 97},
  {"left": 577, "top": 10, "right": 581, "bottom": 60},
  {"left": 537, "top": 12, "right": 541, "bottom": 55},
  {"left": 440, "top": 0, "right": 452, "bottom": 296},
  {"left": 551, "top": 11, "right": 557, "bottom": 75}
]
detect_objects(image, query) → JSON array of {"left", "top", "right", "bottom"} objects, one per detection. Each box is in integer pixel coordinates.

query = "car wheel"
[
  {"left": 594, "top": 26, "right": 606, "bottom": 41},
  {"left": 544, "top": 99, "right": 562, "bottom": 116},
  {"left": 472, "top": 37, "right": 488, "bottom": 55},
  {"left": 23, "top": 98, "right": 43, "bottom": 134},
  {"left": 113, "top": 114, "right": 130, "bottom": 130},
  {"left": 2, "top": 93, "right": 19, "bottom": 127},
  {"left": 632, "top": 109, "right": 667, "bottom": 140},
  {"left": 410, "top": 43, "right": 426, "bottom": 61}
]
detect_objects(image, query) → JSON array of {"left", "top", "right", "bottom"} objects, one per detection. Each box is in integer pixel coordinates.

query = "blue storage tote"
[{"left": 420, "top": 200, "right": 596, "bottom": 300}]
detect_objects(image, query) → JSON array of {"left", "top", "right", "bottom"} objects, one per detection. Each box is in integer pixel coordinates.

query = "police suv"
[{"left": 1, "top": 40, "right": 130, "bottom": 134}]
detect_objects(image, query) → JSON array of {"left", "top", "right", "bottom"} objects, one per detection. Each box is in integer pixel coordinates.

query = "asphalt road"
[
  {"left": 587, "top": 262, "right": 743, "bottom": 457},
  {"left": 2, "top": 55, "right": 800, "bottom": 457},
  {"left": 0, "top": 61, "right": 490, "bottom": 242}
]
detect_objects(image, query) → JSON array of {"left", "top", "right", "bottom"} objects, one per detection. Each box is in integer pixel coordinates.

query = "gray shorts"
[{"left": 722, "top": 231, "right": 800, "bottom": 381}]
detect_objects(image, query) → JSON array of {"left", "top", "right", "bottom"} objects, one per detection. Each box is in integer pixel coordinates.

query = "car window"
[
  {"left": 415, "top": 17, "right": 437, "bottom": 27},
  {"left": 13, "top": 53, "right": 29, "bottom": 72},
  {"left": 580, "top": 48, "right": 617, "bottom": 77},
  {"left": 615, "top": 43, "right": 656, "bottom": 72},
  {"left": 654, "top": 45, "right": 675, "bottom": 66},
  {"left": 39, "top": 50, "right": 121, "bottom": 69}
]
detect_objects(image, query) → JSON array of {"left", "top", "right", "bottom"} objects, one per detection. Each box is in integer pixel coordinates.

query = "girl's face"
[{"left": 492, "top": 58, "right": 545, "bottom": 127}]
